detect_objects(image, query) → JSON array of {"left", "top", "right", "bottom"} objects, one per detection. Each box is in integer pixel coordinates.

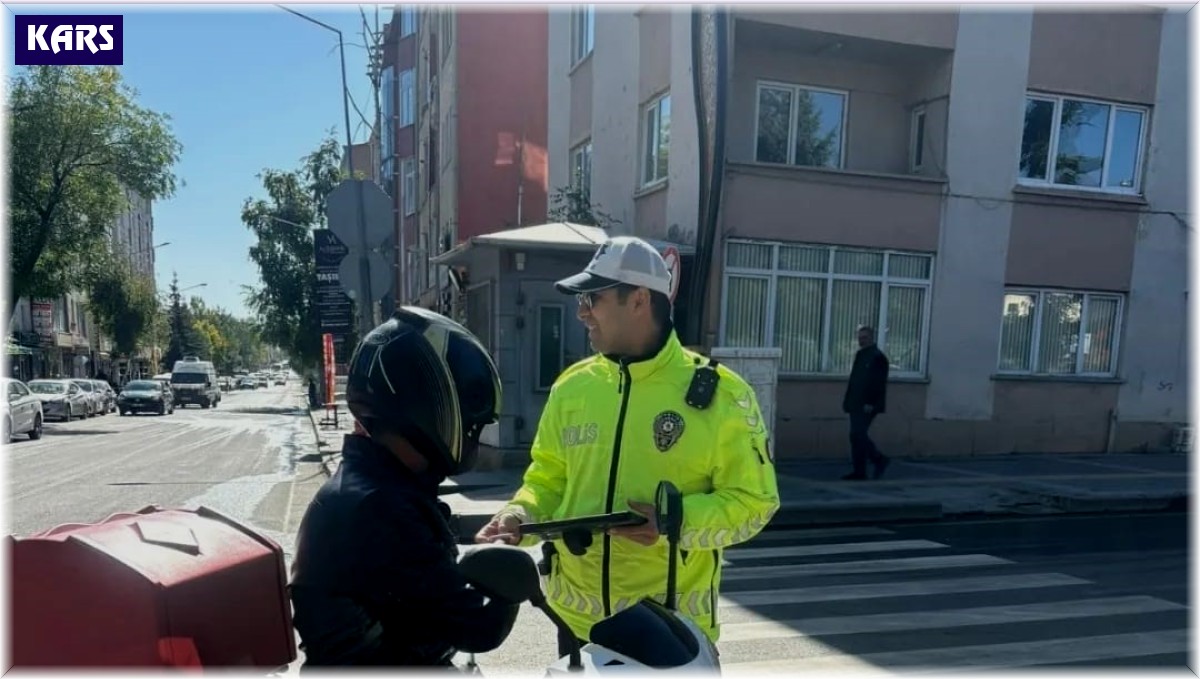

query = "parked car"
[
  {"left": 27, "top": 379, "right": 90, "bottom": 421},
  {"left": 3, "top": 378, "right": 44, "bottom": 441},
  {"left": 255, "top": 373, "right": 269, "bottom": 388},
  {"left": 90, "top": 380, "right": 117, "bottom": 414},
  {"left": 118, "top": 379, "right": 175, "bottom": 416},
  {"left": 69, "top": 379, "right": 102, "bottom": 418}
]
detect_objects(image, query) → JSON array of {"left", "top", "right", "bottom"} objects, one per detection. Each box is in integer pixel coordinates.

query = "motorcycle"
[{"left": 458, "top": 480, "right": 721, "bottom": 674}]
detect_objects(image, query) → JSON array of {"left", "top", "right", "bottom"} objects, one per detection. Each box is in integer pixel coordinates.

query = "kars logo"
[
  {"left": 15, "top": 15, "right": 124, "bottom": 66},
  {"left": 653, "top": 411, "right": 685, "bottom": 452}
]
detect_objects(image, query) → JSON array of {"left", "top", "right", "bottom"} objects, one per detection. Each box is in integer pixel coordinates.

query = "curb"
[
  {"left": 303, "top": 407, "right": 340, "bottom": 478},
  {"left": 1040, "top": 491, "right": 1189, "bottom": 514}
]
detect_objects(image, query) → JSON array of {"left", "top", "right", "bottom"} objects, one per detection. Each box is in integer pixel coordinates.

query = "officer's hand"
[
  {"left": 475, "top": 513, "right": 522, "bottom": 545},
  {"left": 608, "top": 500, "right": 660, "bottom": 546}
]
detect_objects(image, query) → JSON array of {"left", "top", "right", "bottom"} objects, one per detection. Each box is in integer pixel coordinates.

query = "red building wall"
[{"left": 455, "top": 9, "right": 549, "bottom": 242}]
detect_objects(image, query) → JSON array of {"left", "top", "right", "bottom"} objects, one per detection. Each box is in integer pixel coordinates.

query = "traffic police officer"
[{"left": 476, "top": 236, "right": 780, "bottom": 654}]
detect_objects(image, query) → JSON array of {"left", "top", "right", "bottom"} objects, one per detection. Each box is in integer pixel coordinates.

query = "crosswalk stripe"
[
  {"left": 720, "top": 572, "right": 1089, "bottom": 608},
  {"left": 727, "top": 539, "right": 948, "bottom": 561},
  {"left": 719, "top": 595, "right": 1185, "bottom": 642},
  {"left": 722, "top": 629, "right": 1190, "bottom": 674},
  {"left": 723, "top": 553, "right": 1011, "bottom": 581}
]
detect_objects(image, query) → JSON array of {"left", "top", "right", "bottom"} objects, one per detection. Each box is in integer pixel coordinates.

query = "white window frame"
[
  {"left": 399, "top": 69, "right": 415, "bottom": 128},
  {"left": 1018, "top": 91, "right": 1149, "bottom": 196},
  {"left": 752, "top": 80, "right": 849, "bottom": 170},
  {"left": 400, "top": 6, "right": 417, "bottom": 37},
  {"left": 910, "top": 107, "right": 927, "bottom": 172},
  {"left": 640, "top": 92, "right": 670, "bottom": 187},
  {"left": 718, "top": 239, "right": 934, "bottom": 377},
  {"left": 401, "top": 157, "right": 416, "bottom": 216},
  {"left": 571, "top": 5, "right": 595, "bottom": 66},
  {"left": 570, "top": 139, "right": 592, "bottom": 194},
  {"left": 996, "top": 287, "right": 1124, "bottom": 378}
]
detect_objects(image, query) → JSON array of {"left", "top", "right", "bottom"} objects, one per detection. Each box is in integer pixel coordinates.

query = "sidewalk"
[{"left": 305, "top": 407, "right": 1189, "bottom": 540}]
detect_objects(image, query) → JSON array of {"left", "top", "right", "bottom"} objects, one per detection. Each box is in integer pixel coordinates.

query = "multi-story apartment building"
[
  {"left": 8, "top": 188, "right": 157, "bottom": 382},
  {"left": 544, "top": 8, "right": 1188, "bottom": 458},
  {"left": 110, "top": 187, "right": 157, "bottom": 281},
  {"left": 375, "top": 5, "right": 549, "bottom": 311}
]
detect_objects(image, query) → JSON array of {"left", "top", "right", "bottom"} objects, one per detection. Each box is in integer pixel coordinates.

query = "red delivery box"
[{"left": 8, "top": 505, "right": 297, "bottom": 669}]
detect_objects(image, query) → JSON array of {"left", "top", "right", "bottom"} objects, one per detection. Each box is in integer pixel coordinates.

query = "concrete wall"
[
  {"left": 924, "top": 11, "right": 1033, "bottom": 421},
  {"left": 1027, "top": 9, "right": 1162, "bottom": 105},
  {"left": 665, "top": 7, "right": 700, "bottom": 247},
  {"left": 1114, "top": 8, "right": 1189, "bottom": 442},
  {"left": 734, "top": 9, "right": 959, "bottom": 50},
  {"left": 547, "top": 7, "right": 571, "bottom": 195},
  {"left": 456, "top": 10, "right": 549, "bottom": 240},
  {"left": 591, "top": 10, "right": 641, "bottom": 233},
  {"left": 721, "top": 165, "right": 944, "bottom": 251}
]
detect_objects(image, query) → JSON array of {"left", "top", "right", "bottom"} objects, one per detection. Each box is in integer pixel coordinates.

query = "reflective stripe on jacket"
[{"left": 503, "top": 330, "right": 780, "bottom": 642}]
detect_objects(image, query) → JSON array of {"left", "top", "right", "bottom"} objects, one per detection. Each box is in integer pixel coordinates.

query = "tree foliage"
[
  {"left": 163, "top": 273, "right": 205, "bottom": 369},
  {"left": 547, "top": 171, "right": 622, "bottom": 230},
  {"left": 8, "top": 66, "right": 182, "bottom": 314},
  {"left": 85, "top": 255, "right": 158, "bottom": 357},
  {"left": 242, "top": 135, "right": 358, "bottom": 373},
  {"left": 188, "top": 298, "right": 264, "bottom": 374}
]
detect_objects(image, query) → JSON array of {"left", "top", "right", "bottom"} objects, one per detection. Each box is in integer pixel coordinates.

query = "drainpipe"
[{"left": 683, "top": 7, "right": 730, "bottom": 350}]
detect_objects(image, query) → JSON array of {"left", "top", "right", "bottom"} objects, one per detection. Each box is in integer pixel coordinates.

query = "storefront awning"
[
  {"left": 431, "top": 222, "right": 695, "bottom": 267},
  {"left": 5, "top": 343, "right": 36, "bottom": 356}
]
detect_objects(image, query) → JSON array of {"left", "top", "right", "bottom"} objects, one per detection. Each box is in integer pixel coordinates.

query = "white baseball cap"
[{"left": 555, "top": 236, "right": 673, "bottom": 297}]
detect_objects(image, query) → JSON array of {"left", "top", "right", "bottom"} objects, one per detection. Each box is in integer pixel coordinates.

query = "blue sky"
[{"left": 7, "top": 4, "right": 380, "bottom": 318}]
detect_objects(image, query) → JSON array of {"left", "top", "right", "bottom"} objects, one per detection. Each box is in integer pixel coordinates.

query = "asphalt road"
[
  {"left": 458, "top": 512, "right": 1189, "bottom": 674},
  {"left": 5, "top": 382, "right": 318, "bottom": 554},
  {"left": 9, "top": 397, "right": 1187, "bottom": 674}
]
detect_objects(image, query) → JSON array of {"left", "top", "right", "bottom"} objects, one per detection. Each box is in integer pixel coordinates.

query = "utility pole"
[{"left": 277, "top": 5, "right": 376, "bottom": 337}]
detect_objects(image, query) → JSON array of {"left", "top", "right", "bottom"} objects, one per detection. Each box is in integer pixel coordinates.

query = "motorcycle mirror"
[
  {"left": 654, "top": 481, "right": 683, "bottom": 542},
  {"left": 459, "top": 544, "right": 541, "bottom": 604}
]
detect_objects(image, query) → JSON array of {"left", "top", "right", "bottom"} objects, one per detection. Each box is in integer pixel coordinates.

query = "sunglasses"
[{"left": 576, "top": 291, "right": 599, "bottom": 309}]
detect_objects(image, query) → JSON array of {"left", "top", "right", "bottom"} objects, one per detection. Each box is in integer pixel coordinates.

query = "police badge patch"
[{"left": 653, "top": 411, "right": 685, "bottom": 452}]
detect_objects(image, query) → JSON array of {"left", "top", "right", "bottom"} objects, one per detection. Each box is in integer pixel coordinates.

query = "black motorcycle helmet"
[{"left": 345, "top": 307, "right": 501, "bottom": 476}]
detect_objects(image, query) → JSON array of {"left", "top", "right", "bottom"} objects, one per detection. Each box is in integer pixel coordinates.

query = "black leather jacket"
[{"left": 289, "top": 435, "right": 518, "bottom": 667}]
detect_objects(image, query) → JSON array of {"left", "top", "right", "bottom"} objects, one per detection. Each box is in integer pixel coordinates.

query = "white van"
[{"left": 171, "top": 357, "right": 222, "bottom": 408}]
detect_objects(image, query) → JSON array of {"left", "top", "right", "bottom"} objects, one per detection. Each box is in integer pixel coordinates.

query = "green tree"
[
  {"left": 163, "top": 273, "right": 204, "bottom": 368},
  {"left": 242, "top": 135, "right": 358, "bottom": 373},
  {"left": 547, "top": 170, "right": 622, "bottom": 230},
  {"left": 8, "top": 66, "right": 182, "bottom": 317},
  {"left": 85, "top": 255, "right": 158, "bottom": 358}
]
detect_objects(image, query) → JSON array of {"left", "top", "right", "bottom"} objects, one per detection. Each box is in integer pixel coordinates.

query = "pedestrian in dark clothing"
[
  {"left": 307, "top": 378, "right": 319, "bottom": 411},
  {"left": 842, "top": 326, "right": 890, "bottom": 480},
  {"left": 289, "top": 308, "right": 515, "bottom": 669}
]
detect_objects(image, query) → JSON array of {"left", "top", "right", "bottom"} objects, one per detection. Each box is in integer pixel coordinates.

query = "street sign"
[
  {"left": 312, "top": 230, "right": 355, "bottom": 336},
  {"left": 662, "top": 246, "right": 681, "bottom": 303},
  {"left": 326, "top": 180, "right": 395, "bottom": 314},
  {"left": 313, "top": 229, "right": 350, "bottom": 268},
  {"left": 338, "top": 247, "right": 393, "bottom": 312}
]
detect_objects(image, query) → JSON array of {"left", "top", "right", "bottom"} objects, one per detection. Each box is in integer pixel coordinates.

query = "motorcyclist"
[{"left": 289, "top": 307, "right": 517, "bottom": 668}]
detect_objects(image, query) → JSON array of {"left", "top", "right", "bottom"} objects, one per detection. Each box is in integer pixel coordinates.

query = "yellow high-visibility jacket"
[{"left": 501, "top": 331, "right": 780, "bottom": 643}]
